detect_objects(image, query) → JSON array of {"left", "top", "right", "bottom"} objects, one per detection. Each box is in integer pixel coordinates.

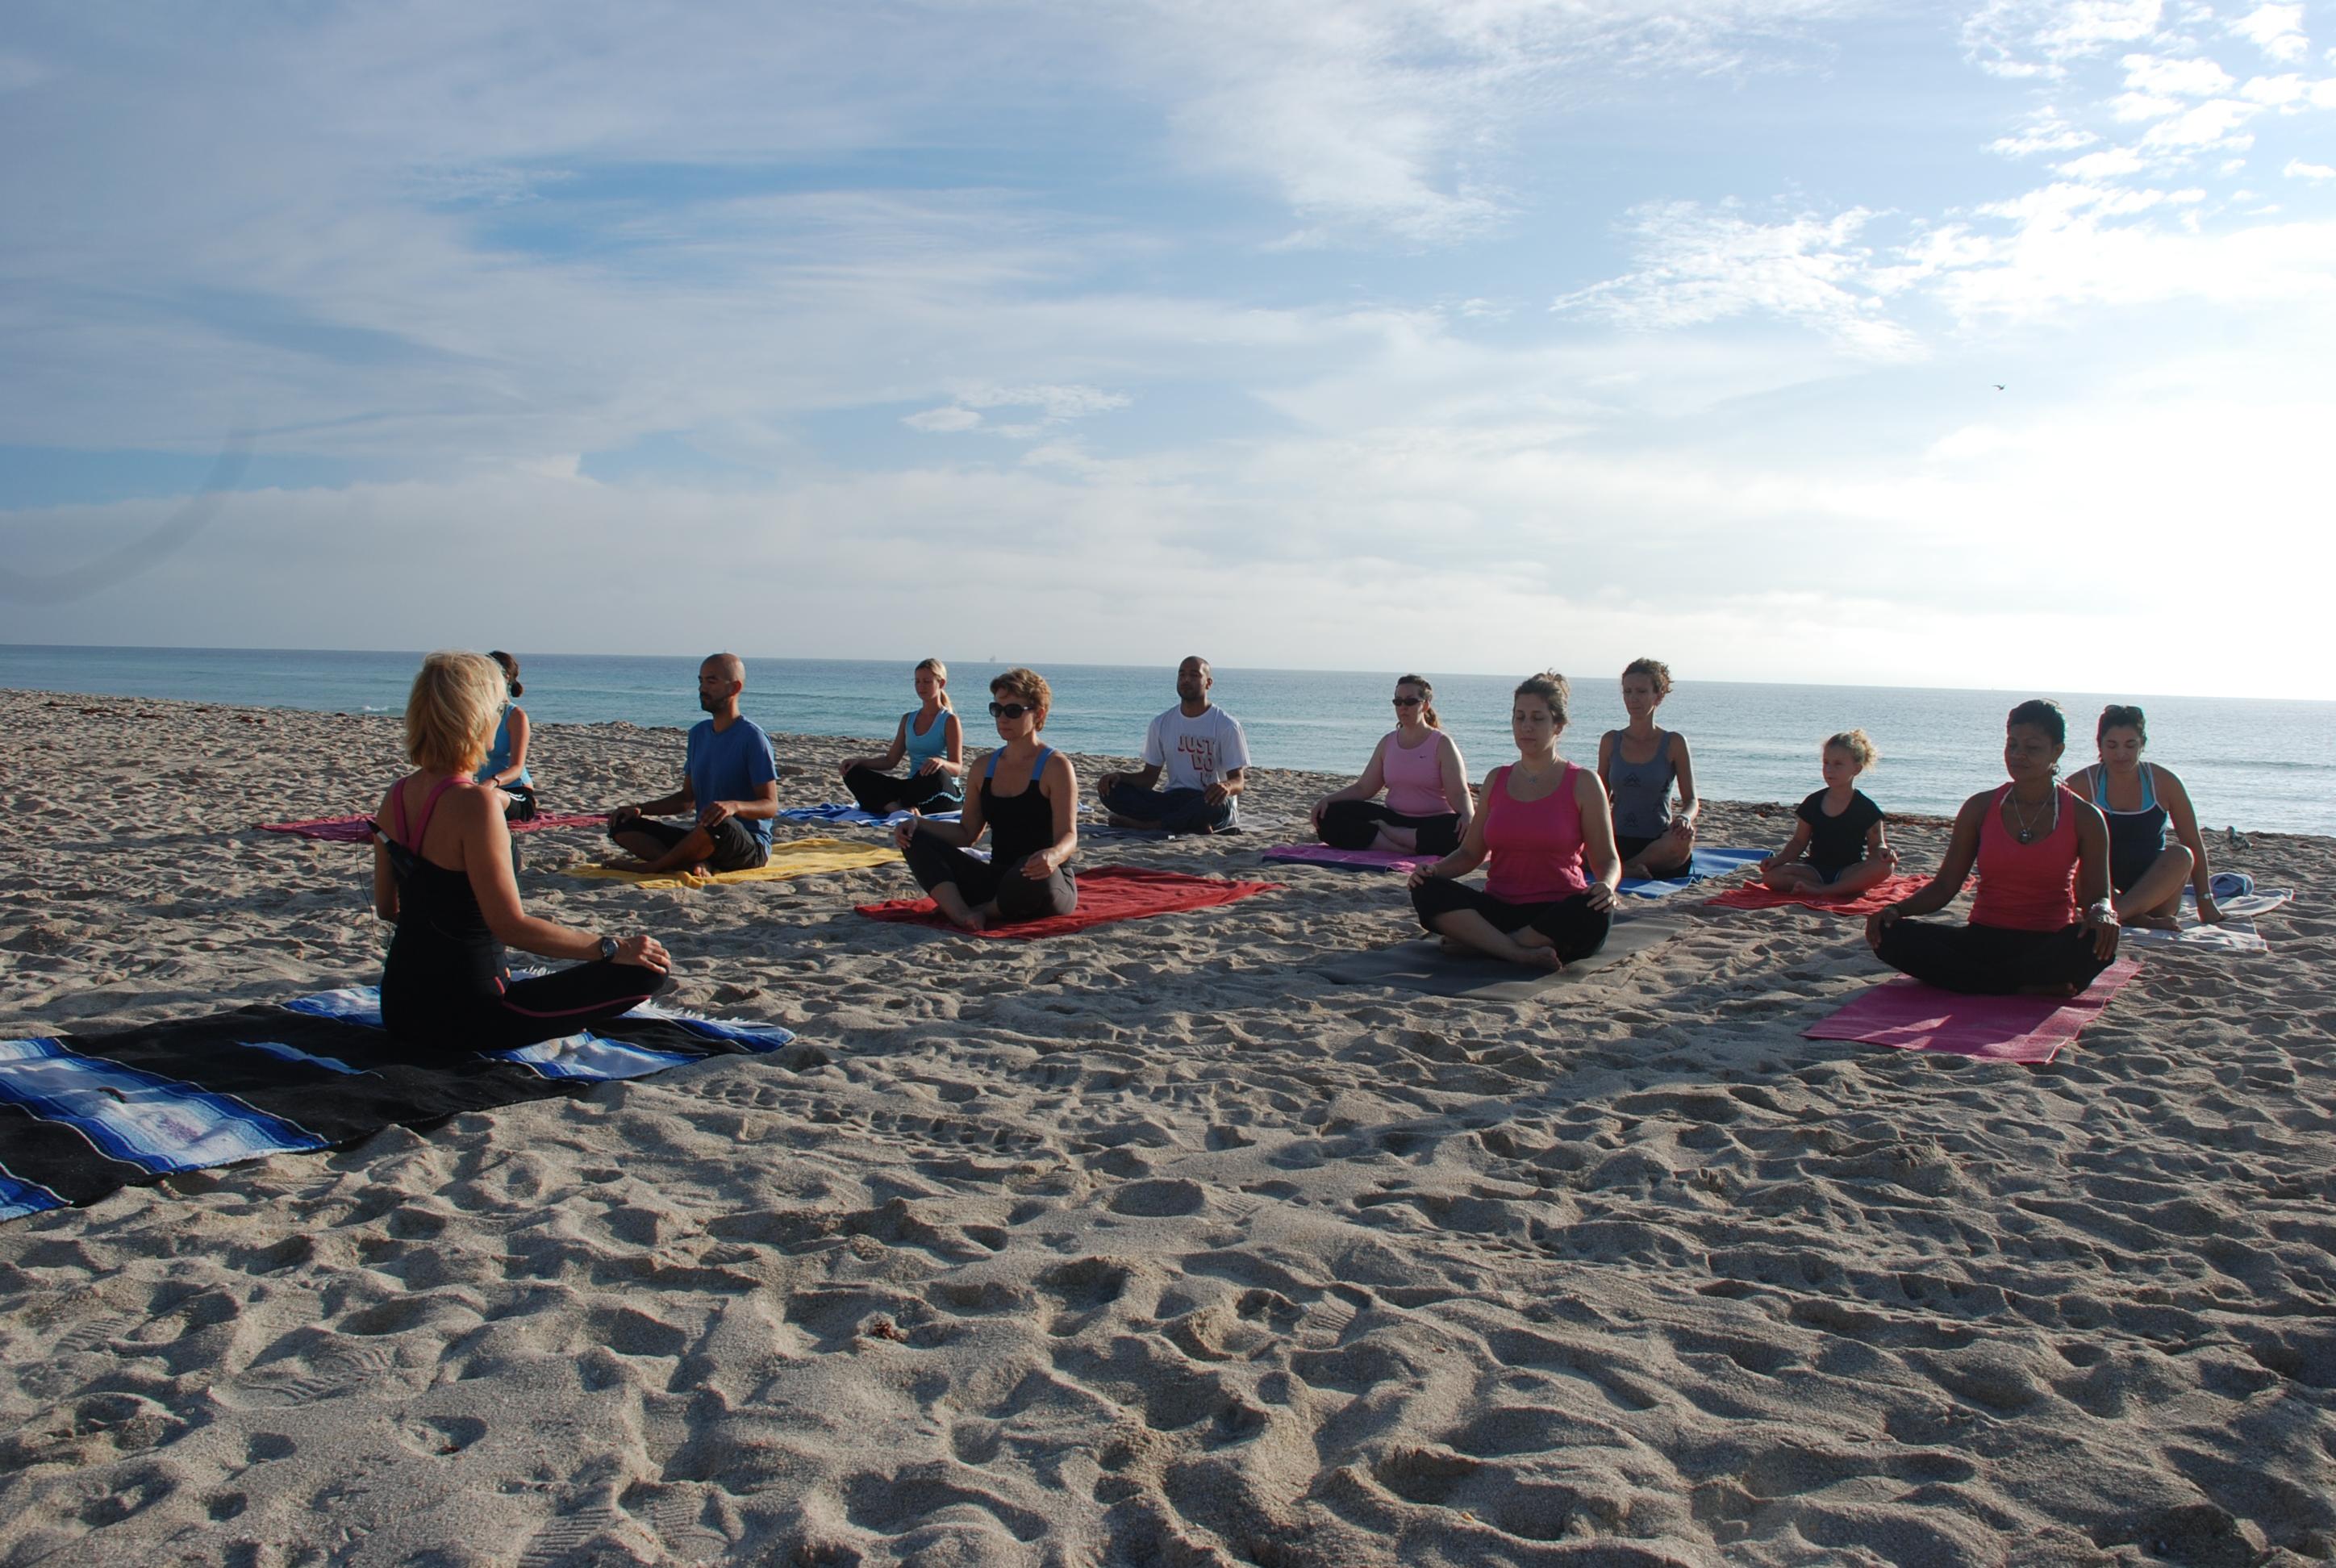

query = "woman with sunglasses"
[
  {"left": 1312, "top": 673, "right": 1473, "bottom": 855},
  {"left": 892, "top": 668, "right": 1078, "bottom": 930}
]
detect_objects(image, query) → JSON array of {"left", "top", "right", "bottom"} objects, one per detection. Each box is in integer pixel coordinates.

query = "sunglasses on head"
[{"left": 988, "top": 700, "right": 1036, "bottom": 719}]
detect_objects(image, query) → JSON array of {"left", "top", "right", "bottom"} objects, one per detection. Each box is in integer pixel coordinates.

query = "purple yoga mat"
[
  {"left": 1802, "top": 957, "right": 2141, "bottom": 1064},
  {"left": 1258, "top": 843, "right": 1436, "bottom": 874}
]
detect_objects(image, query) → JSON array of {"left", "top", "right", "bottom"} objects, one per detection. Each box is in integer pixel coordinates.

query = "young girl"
[
  {"left": 840, "top": 657, "right": 964, "bottom": 814},
  {"left": 1762, "top": 730, "right": 1895, "bottom": 897},
  {"left": 1597, "top": 657, "right": 1697, "bottom": 880}
]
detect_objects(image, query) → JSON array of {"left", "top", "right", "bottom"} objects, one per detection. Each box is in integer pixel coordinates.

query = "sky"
[{"left": 2, "top": 0, "right": 2331, "bottom": 697}]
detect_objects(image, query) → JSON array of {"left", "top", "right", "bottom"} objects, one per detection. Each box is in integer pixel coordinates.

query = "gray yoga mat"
[{"left": 1323, "top": 912, "right": 1686, "bottom": 999}]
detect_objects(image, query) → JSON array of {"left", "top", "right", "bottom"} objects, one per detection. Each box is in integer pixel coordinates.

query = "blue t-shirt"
[{"left": 687, "top": 717, "right": 779, "bottom": 849}]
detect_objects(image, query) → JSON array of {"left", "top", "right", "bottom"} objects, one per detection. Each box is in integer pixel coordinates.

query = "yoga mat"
[
  {"left": 261, "top": 811, "right": 607, "bottom": 843},
  {"left": 565, "top": 836, "right": 900, "bottom": 889},
  {"left": 2121, "top": 920, "right": 2267, "bottom": 953},
  {"left": 1259, "top": 843, "right": 1436, "bottom": 874},
  {"left": 1320, "top": 914, "right": 1684, "bottom": 1000},
  {"left": 0, "top": 991, "right": 796, "bottom": 1222},
  {"left": 1704, "top": 872, "right": 1932, "bottom": 918},
  {"left": 778, "top": 803, "right": 959, "bottom": 829},
  {"left": 1802, "top": 958, "right": 2142, "bottom": 1064},
  {"left": 1616, "top": 845, "right": 1770, "bottom": 899},
  {"left": 857, "top": 865, "right": 1279, "bottom": 940}
]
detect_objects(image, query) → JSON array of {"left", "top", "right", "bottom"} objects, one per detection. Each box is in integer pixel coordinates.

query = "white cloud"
[
  {"left": 2138, "top": 96, "right": 2260, "bottom": 148},
  {"left": 1990, "top": 111, "right": 2099, "bottom": 156},
  {"left": 1964, "top": 0, "right": 2165, "bottom": 78},
  {"left": 2226, "top": 3, "right": 2309, "bottom": 63},
  {"left": 2055, "top": 146, "right": 2146, "bottom": 178},
  {"left": 904, "top": 407, "right": 986, "bottom": 433},
  {"left": 2286, "top": 157, "right": 2336, "bottom": 180},
  {"left": 1551, "top": 202, "right": 1916, "bottom": 356},
  {"left": 1116, "top": 0, "right": 1860, "bottom": 244},
  {"left": 2121, "top": 52, "right": 2234, "bottom": 96},
  {"left": 2240, "top": 72, "right": 2309, "bottom": 104}
]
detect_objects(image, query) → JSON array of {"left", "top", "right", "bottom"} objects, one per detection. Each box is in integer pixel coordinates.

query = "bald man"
[
  {"left": 1094, "top": 655, "right": 1249, "bottom": 835},
  {"left": 604, "top": 653, "right": 780, "bottom": 875}
]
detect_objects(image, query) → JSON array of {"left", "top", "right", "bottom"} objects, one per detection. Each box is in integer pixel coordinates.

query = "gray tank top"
[{"left": 1604, "top": 729, "right": 1675, "bottom": 839}]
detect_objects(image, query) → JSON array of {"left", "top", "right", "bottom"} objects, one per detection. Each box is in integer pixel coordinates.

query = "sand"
[{"left": 1, "top": 686, "right": 2331, "bottom": 1566}]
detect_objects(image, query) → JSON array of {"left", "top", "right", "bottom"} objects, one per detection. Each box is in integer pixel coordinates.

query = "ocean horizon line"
[{"left": 5, "top": 641, "right": 2327, "bottom": 710}]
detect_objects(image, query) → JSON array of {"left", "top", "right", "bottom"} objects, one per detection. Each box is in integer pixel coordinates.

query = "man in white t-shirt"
[{"left": 1095, "top": 657, "right": 1250, "bottom": 833}]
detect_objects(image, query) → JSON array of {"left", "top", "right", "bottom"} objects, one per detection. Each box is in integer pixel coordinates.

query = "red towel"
[
  {"left": 857, "top": 865, "right": 1280, "bottom": 939},
  {"left": 1802, "top": 958, "right": 2140, "bottom": 1064},
  {"left": 1705, "top": 872, "right": 1932, "bottom": 918},
  {"left": 261, "top": 811, "right": 609, "bottom": 843}
]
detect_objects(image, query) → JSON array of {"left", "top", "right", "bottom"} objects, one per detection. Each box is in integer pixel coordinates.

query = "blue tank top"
[
  {"left": 477, "top": 706, "right": 531, "bottom": 787},
  {"left": 903, "top": 707, "right": 959, "bottom": 800},
  {"left": 1603, "top": 728, "right": 1675, "bottom": 840},
  {"left": 2092, "top": 763, "right": 2167, "bottom": 865}
]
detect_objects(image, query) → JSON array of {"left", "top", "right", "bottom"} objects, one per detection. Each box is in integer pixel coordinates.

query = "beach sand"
[{"left": 2, "top": 687, "right": 2331, "bottom": 1566}]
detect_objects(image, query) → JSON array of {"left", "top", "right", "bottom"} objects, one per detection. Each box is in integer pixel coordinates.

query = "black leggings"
[
  {"left": 903, "top": 833, "right": 1077, "bottom": 923},
  {"left": 1410, "top": 878, "right": 1612, "bottom": 963},
  {"left": 1617, "top": 832, "right": 1689, "bottom": 879},
  {"left": 1876, "top": 919, "right": 2113, "bottom": 996},
  {"left": 384, "top": 961, "right": 675, "bottom": 1054},
  {"left": 845, "top": 764, "right": 960, "bottom": 815},
  {"left": 1319, "top": 800, "right": 1462, "bottom": 855}
]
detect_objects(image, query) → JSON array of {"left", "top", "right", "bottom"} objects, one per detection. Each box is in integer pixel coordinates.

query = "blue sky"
[{"left": 2, "top": 1, "right": 2330, "bottom": 696}]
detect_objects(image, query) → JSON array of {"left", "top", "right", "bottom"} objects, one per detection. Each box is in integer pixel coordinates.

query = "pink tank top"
[
  {"left": 1971, "top": 783, "right": 2082, "bottom": 932},
  {"left": 1383, "top": 729, "right": 1450, "bottom": 818},
  {"left": 1483, "top": 763, "right": 1589, "bottom": 904}
]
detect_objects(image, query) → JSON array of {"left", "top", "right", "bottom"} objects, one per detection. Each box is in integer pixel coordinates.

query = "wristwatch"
[{"left": 598, "top": 936, "right": 619, "bottom": 961}]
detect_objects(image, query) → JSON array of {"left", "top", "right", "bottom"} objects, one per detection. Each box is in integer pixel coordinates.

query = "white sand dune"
[{"left": 2, "top": 689, "right": 2331, "bottom": 1566}]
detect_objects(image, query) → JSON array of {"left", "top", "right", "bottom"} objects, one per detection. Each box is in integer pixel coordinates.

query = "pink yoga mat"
[
  {"left": 1259, "top": 844, "right": 1435, "bottom": 874},
  {"left": 1803, "top": 958, "right": 2141, "bottom": 1064},
  {"left": 857, "top": 865, "right": 1279, "bottom": 940},
  {"left": 261, "top": 811, "right": 609, "bottom": 843},
  {"left": 1705, "top": 872, "right": 1932, "bottom": 919}
]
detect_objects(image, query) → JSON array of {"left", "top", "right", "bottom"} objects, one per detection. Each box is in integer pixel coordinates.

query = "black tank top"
[
  {"left": 983, "top": 747, "right": 1057, "bottom": 867},
  {"left": 379, "top": 776, "right": 506, "bottom": 1031}
]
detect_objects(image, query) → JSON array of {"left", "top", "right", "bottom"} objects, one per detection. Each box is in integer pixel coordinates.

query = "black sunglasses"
[
  {"left": 1391, "top": 695, "right": 1423, "bottom": 707},
  {"left": 988, "top": 701, "right": 1036, "bottom": 719}
]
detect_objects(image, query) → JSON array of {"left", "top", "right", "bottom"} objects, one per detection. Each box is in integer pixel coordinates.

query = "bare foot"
[
  {"left": 2126, "top": 912, "right": 2180, "bottom": 931},
  {"left": 600, "top": 855, "right": 651, "bottom": 871},
  {"left": 960, "top": 905, "right": 994, "bottom": 932},
  {"left": 1512, "top": 928, "right": 1556, "bottom": 950},
  {"left": 1517, "top": 946, "right": 1564, "bottom": 972}
]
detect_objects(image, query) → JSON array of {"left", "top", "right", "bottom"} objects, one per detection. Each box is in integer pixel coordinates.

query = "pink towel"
[
  {"left": 1705, "top": 872, "right": 1933, "bottom": 918},
  {"left": 1803, "top": 958, "right": 2140, "bottom": 1064},
  {"left": 1259, "top": 843, "right": 1436, "bottom": 874},
  {"left": 261, "top": 811, "right": 608, "bottom": 843},
  {"left": 858, "top": 865, "right": 1279, "bottom": 940}
]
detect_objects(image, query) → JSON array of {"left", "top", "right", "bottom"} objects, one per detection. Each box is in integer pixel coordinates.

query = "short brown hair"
[
  {"left": 404, "top": 651, "right": 504, "bottom": 774},
  {"left": 991, "top": 667, "right": 1052, "bottom": 729},
  {"left": 1514, "top": 670, "right": 1571, "bottom": 729},
  {"left": 1825, "top": 729, "right": 1878, "bottom": 769},
  {"left": 2097, "top": 703, "right": 2146, "bottom": 744},
  {"left": 1622, "top": 657, "right": 1673, "bottom": 697}
]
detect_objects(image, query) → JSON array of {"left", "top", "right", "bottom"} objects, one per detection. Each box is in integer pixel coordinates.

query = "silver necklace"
[{"left": 2006, "top": 787, "right": 2055, "bottom": 844}]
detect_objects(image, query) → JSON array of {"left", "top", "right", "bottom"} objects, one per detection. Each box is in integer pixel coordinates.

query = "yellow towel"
[{"left": 565, "top": 836, "right": 901, "bottom": 890}]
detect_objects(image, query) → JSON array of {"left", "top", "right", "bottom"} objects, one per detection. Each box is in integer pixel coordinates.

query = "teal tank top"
[{"left": 903, "top": 708, "right": 959, "bottom": 800}]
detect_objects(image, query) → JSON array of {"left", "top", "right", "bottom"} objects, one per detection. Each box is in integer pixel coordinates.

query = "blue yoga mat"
[{"left": 1616, "top": 845, "right": 1769, "bottom": 899}]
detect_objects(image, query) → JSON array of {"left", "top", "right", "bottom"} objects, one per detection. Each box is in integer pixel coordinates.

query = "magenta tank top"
[
  {"left": 1971, "top": 784, "right": 2082, "bottom": 932},
  {"left": 1383, "top": 729, "right": 1451, "bottom": 818},
  {"left": 1483, "top": 763, "right": 1589, "bottom": 904}
]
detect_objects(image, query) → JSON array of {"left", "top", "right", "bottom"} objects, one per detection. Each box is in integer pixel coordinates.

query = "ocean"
[{"left": 6, "top": 644, "right": 2331, "bottom": 835}]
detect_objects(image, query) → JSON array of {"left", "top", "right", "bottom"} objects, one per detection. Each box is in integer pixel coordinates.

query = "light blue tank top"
[
  {"left": 477, "top": 706, "right": 532, "bottom": 787},
  {"left": 903, "top": 707, "right": 959, "bottom": 799}
]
